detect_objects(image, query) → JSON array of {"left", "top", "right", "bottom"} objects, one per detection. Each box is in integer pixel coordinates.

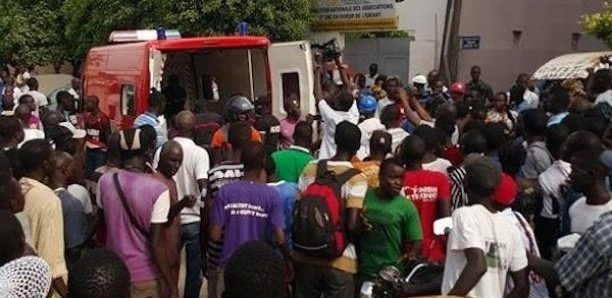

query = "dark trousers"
[
  {"left": 295, "top": 262, "right": 354, "bottom": 298},
  {"left": 85, "top": 148, "right": 107, "bottom": 178},
  {"left": 533, "top": 215, "right": 559, "bottom": 260}
]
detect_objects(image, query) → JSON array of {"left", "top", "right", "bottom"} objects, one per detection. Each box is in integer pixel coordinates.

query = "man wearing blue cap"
[{"left": 356, "top": 95, "right": 384, "bottom": 160}]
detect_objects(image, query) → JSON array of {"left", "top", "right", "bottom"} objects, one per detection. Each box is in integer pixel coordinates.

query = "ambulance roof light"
[{"left": 108, "top": 30, "right": 182, "bottom": 43}]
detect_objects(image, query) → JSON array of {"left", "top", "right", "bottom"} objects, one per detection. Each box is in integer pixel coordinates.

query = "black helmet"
[{"left": 225, "top": 95, "right": 255, "bottom": 122}]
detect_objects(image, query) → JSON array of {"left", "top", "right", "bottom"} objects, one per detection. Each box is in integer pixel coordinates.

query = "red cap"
[
  {"left": 450, "top": 82, "right": 466, "bottom": 94},
  {"left": 493, "top": 174, "right": 517, "bottom": 206}
]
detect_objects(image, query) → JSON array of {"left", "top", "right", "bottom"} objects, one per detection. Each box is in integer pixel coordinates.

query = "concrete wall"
[
  {"left": 344, "top": 38, "right": 411, "bottom": 80},
  {"left": 316, "top": 0, "right": 448, "bottom": 81},
  {"left": 457, "top": 0, "right": 608, "bottom": 92},
  {"left": 396, "top": 0, "right": 448, "bottom": 79}
]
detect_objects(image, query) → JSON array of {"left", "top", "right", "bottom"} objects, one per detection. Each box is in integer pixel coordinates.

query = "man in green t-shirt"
[
  {"left": 271, "top": 122, "right": 314, "bottom": 183},
  {"left": 359, "top": 157, "right": 423, "bottom": 281}
]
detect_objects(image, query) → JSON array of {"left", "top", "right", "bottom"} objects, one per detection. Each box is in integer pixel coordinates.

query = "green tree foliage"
[
  {"left": 0, "top": 1, "right": 64, "bottom": 67},
  {"left": 583, "top": 4, "right": 612, "bottom": 49},
  {"left": 61, "top": 0, "right": 313, "bottom": 69}
]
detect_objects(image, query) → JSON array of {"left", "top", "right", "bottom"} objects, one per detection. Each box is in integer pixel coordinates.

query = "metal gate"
[{"left": 343, "top": 37, "right": 411, "bottom": 82}]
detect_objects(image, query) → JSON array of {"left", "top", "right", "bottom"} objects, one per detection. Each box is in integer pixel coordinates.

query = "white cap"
[
  {"left": 59, "top": 122, "right": 86, "bottom": 139},
  {"left": 0, "top": 256, "right": 52, "bottom": 298},
  {"left": 411, "top": 75, "right": 427, "bottom": 85}
]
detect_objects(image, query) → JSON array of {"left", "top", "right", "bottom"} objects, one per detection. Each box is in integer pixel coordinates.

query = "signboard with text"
[
  {"left": 312, "top": 0, "right": 398, "bottom": 31},
  {"left": 460, "top": 36, "right": 480, "bottom": 50}
]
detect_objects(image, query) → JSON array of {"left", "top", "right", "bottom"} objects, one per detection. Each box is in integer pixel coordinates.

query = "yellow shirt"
[
  {"left": 353, "top": 160, "right": 381, "bottom": 188},
  {"left": 19, "top": 177, "right": 67, "bottom": 280},
  {"left": 295, "top": 161, "right": 368, "bottom": 274}
]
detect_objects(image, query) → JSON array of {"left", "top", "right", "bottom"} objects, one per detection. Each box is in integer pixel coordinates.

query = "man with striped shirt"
[
  {"left": 133, "top": 90, "right": 167, "bottom": 148},
  {"left": 202, "top": 121, "right": 251, "bottom": 298},
  {"left": 449, "top": 131, "right": 488, "bottom": 211}
]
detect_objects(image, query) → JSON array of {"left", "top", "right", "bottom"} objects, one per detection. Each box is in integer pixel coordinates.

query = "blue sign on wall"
[{"left": 461, "top": 36, "right": 480, "bottom": 50}]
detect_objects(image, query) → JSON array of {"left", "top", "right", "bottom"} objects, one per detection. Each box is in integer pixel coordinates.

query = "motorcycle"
[{"left": 360, "top": 217, "right": 452, "bottom": 298}]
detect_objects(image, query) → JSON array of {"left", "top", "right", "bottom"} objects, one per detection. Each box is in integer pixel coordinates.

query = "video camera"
[{"left": 312, "top": 38, "right": 342, "bottom": 62}]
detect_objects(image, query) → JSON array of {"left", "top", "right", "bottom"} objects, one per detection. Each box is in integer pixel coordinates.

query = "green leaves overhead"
[{"left": 0, "top": 0, "right": 313, "bottom": 69}]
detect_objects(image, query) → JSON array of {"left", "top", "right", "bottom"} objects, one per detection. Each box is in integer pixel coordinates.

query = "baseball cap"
[
  {"left": 59, "top": 122, "right": 86, "bottom": 139},
  {"left": 464, "top": 155, "right": 502, "bottom": 192},
  {"left": 411, "top": 75, "right": 427, "bottom": 85},
  {"left": 493, "top": 173, "right": 517, "bottom": 206}
]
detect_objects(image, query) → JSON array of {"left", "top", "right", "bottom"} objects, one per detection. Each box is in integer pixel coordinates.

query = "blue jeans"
[{"left": 181, "top": 222, "right": 202, "bottom": 298}]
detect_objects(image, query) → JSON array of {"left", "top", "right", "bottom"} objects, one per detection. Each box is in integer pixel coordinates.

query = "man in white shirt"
[
  {"left": 153, "top": 111, "right": 209, "bottom": 298},
  {"left": 568, "top": 149, "right": 612, "bottom": 234},
  {"left": 356, "top": 95, "right": 385, "bottom": 160},
  {"left": 24, "top": 78, "right": 48, "bottom": 112},
  {"left": 441, "top": 156, "right": 528, "bottom": 298},
  {"left": 365, "top": 63, "right": 379, "bottom": 87},
  {"left": 68, "top": 78, "right": 80, "bottom": 100},
  {"left": 535, "top": 124, "right": 571, "bottom": 259},
  {"left": 314, "top": 57, "right": 359, "bottom": 160},
  {"left": 413, "top": 125, "right": 452, "bottom": 175},
  {"left": 593, "top": 68, "right": 612, "bottom": 107},
  {"left": 379, "top": 104, "right": 409, "bottom": 155}
]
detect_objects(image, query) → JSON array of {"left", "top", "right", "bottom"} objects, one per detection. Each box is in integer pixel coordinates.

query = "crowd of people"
[{"left": 1, "top": 53, "right": 612, "bottom": 298}]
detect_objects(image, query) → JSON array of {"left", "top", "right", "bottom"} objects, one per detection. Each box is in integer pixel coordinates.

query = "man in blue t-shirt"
[{"left": 265, "top": 155, "right": 299, "bottom": 250}]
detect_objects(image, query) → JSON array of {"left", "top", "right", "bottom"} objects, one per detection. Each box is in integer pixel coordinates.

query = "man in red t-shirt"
[
  {"left": 83, "top": 96, "right": 111, "bottom": 177},
  {"left": 400, "top": 134, "right": 451, "bottom": 263}
]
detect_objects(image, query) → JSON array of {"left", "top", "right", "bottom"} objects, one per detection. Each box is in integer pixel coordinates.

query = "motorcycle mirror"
[
  {"left": 557, "top": 233, "right": 581, "bottom": 253},
  {"left": 433, "top": 217, "right": 453, "bottom": 236}
]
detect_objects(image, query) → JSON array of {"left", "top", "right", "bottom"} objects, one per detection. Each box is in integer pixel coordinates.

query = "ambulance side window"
[
  {"left": 281, "top": 72, "right": 300, "bottom": 102},
  {"left": 121, "top": 84, "right": 136, "bottom": 117}
]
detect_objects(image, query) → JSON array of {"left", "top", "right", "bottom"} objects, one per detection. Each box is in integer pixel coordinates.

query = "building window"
[
  {"left": 512, "top": 30, "right": 523, "bottom": 47},
  {"left": 572, "top": 32, "right": 582, "bottom": 51},
  {"left": 121, "top": 84, "right": 136, "bottom": 117}
]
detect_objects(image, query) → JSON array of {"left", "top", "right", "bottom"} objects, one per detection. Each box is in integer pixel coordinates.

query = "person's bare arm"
[
  {"left": 274, "top": 228, "right": 294, "bottom": 281},
  {"left": 200, "top": 180, "right": 213, "bottom": 274},
  {"left": 400, "top": 241, "right": 422, "bottom": 262},
  {"left": 151, "top": 223, "right": 178, "bottom": 298},
  {"left": 437, "top": 198, "right": 451, "bottom": 218},
  {"left": 52, "top": 278, "right": 68, "bottom": 297},
  {"left": 345, "top": 208, "right": 362, "bottom": 240},
  {"left": 209, "top": 223, "right": 223, "bottom": 242},
  {"left": 167, "top": 195, "right": 196, "bottom": 222},
  {"left": 397, "top": 87, "right": 423, "bottom": 126},
  {"left": 507, "top": 268, "right": 529, "bottom": 298},
  {"left": 409, "top": 90, "right": 433, "bottom": 122},
  {"left": 447, "top": 248, "right": 487, "bottom": 296},
  {"left": 334, "top": 57, "right": 351, "bottom": 92},
  {"left": 527, "top": 252, "right": 560, "bottom": 286}
]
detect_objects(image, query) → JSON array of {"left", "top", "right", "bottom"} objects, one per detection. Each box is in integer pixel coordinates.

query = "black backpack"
[{"left": 293, "top": 160, "right": 360, "bottom": 258}]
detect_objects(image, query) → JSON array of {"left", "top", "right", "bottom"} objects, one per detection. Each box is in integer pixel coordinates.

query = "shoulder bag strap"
[
  {"left": 315, "top": 159, "right": 328, "bottom": 179},
  {"left": 113, "top": 173, "right": 149, "bottom": 237},
  {"left": 335, "top": 168, "right": 361, "bottom": 185},
  {"left": 513, "top": 211, "right": 536, "bottom": 253}
]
